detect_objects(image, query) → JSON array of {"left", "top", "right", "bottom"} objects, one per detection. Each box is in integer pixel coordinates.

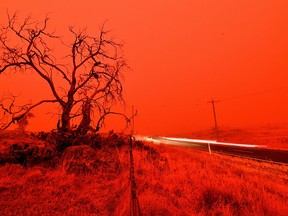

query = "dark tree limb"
[
  {"left": 0, "top": 98, "right": 58, "bottom": 131},
  {"left": 0, "top": 12, "right": 127, "bottom": 133}
]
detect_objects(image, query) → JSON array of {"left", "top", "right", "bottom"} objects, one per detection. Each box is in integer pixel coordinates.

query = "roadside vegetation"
[
  {"left": 181, "top": 127, "right": 288, "bottom": 150},
  {"left": 0, "top": 130, "right": 287, "bottom": 215}
]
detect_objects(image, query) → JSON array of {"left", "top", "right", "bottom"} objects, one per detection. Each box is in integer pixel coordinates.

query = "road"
[{"left": 135, "top": 136, "right": 288, "bottom": 164}]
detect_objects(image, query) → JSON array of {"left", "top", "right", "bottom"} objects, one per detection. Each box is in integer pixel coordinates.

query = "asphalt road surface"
[{"left": 135, "top": 136, "right": 288, "bottom": 164}]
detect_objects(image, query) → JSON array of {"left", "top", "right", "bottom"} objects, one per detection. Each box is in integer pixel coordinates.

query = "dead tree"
[
  {"left": 75, "top": 59, "right": 125, "bottom": 134},
  {"left": 0, "top": 12, "right": 126, "bottom": 132}
]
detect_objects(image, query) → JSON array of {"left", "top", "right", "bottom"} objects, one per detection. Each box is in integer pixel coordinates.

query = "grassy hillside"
[
  {"left": 134, "top": 143, "right": 288, "bottom": 215},
  {"left": 0, "top": 132, "right": 287, "bottom": 215},
  {"left": 178, "top": 127, "right": 288, "bottom": 150}
]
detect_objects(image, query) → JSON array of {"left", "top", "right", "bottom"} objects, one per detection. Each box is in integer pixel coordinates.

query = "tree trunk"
[
  {"left": 60, "top": 103, "right": 73, "bottom": 132},
  {"left": 77, "top": 99, "right": 92, "bottom": 134}
]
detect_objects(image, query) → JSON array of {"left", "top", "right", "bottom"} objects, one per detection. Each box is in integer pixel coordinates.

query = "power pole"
[{"left": 208, "top": 99, "right": 220, "bottom": 139}]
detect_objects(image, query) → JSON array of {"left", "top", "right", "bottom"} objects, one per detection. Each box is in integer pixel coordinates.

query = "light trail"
[
  {"left": 134, "top": 135, "right": 288, "bottom": 165},
  {"left": 163, "top": 137, "right": 260, "bottom": 148},
  {"left": 164, "top": 137, "right": 217, "bottom": 144},
  {"left": 137, "top": 136, "right": 265, "bottom": 148}
]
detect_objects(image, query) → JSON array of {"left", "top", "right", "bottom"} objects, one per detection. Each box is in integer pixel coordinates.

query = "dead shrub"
[
  {"left": 0, "top": 141, "right": 57, "bottom": 167},
  {"left": 60, "top": 145, "right": 121, "bottom": 176},
  {"left": 198, "top": 187, "right": 241, "bottom": 215}
]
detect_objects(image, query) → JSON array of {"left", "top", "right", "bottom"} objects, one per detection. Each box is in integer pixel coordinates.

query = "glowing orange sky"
[{"left": 1, "top": 0, "right": 288, "bottom": 135}]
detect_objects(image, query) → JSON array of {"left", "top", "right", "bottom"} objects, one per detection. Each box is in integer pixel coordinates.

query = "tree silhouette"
[
  {"left": 17, "top": 112, "right": 34, "bottom": 132},
  {"left": 0, "top": 12, "right": 126, "bottom": 133}
]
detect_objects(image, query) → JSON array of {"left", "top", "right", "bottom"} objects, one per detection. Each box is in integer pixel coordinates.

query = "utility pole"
[{"left": 208, "top": 99, "right": 220, "bottom": 139}]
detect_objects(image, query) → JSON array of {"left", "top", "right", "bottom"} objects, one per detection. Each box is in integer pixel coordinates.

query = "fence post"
[
  {"left": 129, "top": 135, "right": 141, "bottom": 216},
  {"left": 208, "top": 142, "right": 212, "bottom": 155}
]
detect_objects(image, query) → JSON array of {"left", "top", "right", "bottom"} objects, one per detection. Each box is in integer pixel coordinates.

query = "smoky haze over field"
[{"left": 0, "top": 0, "right": 288, "bottom": 135}]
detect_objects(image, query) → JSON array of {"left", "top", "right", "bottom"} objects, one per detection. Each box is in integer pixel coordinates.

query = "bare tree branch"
[
  {"left": 0, "top": 12, "right": 127, "bottom": 133},
  {"left": 0, "top": 97, "right": 58, "bottom": 131},
  {"left": 95, "top": 110, "right": 132, "bottom": 133}
]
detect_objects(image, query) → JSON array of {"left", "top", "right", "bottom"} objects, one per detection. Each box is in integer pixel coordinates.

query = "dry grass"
[
  {"left": 181, "top": 127, "right": 288, "bottom": 150},
  {"left": 0, "top": 145, "right": 131, "bottom": 216},
  {"left": 0, "top": 136, "right": 288, "bottom": 215},
  {"left": 133, "top": 143, "right": 288, "bottom": 215}
]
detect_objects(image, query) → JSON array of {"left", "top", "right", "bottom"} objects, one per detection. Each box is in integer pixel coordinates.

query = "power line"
[
  {"left": 132, "top": 85, "right": 288, "bottom": 109},
  {"left": 219, "top": 86, "right": 288, "bottom": 102}
]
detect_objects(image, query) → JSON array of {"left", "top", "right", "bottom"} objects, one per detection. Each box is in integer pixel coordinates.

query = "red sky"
[{"left": 1, "top": 0, "right": 288, "bottom": 135}]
